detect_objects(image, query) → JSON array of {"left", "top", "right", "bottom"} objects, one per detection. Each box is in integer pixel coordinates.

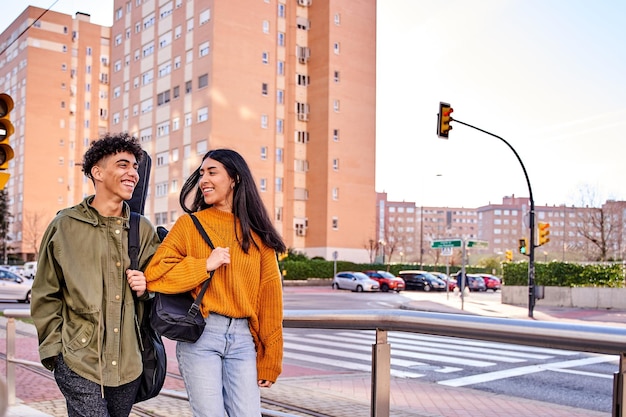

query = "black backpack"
[{"left": 128, "top": 150, "right": 167, "bottom": 403}]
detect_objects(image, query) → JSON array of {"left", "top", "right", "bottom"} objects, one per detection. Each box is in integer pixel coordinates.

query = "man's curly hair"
[{"left": 82, "top": 133, "right": 144, "bottom": 181}]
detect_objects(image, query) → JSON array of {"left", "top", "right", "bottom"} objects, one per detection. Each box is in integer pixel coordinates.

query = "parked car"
[
  {"left": 478, "top": 274, "right": 502, "bottom": 292},
  {"left": 397, "top": 270, "right": 446, "bottom": 292},
  {"left": 7, "top": 265, "right": 25, "bottom": 277},
  {"left": 332, "top": 272, "right": 380, "bottom": 292},
  {"left": 23, "top": 261, "right": 37, "bottom": 279},
  {"left": 362, "top": 270, "right": 405, "bottom": 292},
  {"left": 0, "top": 267, "right": 33, "bottom": 303},
  {"left": 450, "top": 272, "right": 487, "bottom": 292},
  {"left": 429, "top": 271, "right": 456, "bottom": 291}
]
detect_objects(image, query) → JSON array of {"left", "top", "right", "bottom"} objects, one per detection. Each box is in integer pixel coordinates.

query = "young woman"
[{"left": 145, "top": 149, "right": 286, "bottom": 417}]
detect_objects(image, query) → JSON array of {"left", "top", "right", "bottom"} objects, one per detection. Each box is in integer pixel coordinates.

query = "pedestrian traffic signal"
[
  {"left": 538, "top": 222, "right": 550, "bottom": 246},
  {"left": 505, "top": 250, "right": 513, "bottom": 262},
  {"left": 518, "top": 238, "right": 528, "bottom": 255},
  {"left": 0, "top": 93, "right": 15, "bottom": 189},
  {"left": 437, "top": 102, "right": 453, "bottom": 139}
]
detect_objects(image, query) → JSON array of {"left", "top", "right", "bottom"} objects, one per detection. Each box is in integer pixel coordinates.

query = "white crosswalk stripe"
[{"left": 283, "top": 329, "right": 586, "bottom": 378}]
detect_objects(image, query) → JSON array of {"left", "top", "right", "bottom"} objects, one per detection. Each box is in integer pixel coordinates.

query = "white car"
[
  {"left": 332, "top": 272, "right": 380, "bottom": 292},
  {"left": 0, "top": 267, "right": 33, "bottom": 303}
]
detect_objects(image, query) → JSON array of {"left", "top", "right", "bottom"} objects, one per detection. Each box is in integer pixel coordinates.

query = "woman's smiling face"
[{"left": 198, "top": 157, "right": 235, "bottom": 212}]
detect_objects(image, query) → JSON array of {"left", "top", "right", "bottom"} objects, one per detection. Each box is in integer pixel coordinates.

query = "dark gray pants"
[{"left": 54, "top": 354, "right": 141, "bottom": 417}]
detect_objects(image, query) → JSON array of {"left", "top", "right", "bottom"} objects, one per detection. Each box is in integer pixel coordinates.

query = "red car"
[
  {"left": 363, "top": 270, "right": 406, "bottom": 292},
  {"left": 430, "top": 272, "right": 456, "bottom": 292},
  {"left": 479, "top": 274, "right": 502, "bottom": 292}
]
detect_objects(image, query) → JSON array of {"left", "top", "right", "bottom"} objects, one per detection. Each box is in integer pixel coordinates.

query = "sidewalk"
[{"left": 2, "top": 291, "right": 622, "bottom": 417}]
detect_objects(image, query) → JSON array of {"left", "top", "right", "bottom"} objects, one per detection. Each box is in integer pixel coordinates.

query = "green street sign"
[
  {"left": 467, "top": 240, "right": 488, "bottom": 248},
  {"left": 431, "top": 239, "right": 462, "bottom": 248}
]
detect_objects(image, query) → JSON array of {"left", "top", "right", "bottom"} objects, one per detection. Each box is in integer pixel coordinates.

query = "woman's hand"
[
  {"left": 126, "top": 269, "right": 147, "bottom": 297},
  {"left": 258, "top": 379, "right": 273, "bottom": 388},
  {"left": 206, "top": 247, "right": 230, "bottom": 273}
]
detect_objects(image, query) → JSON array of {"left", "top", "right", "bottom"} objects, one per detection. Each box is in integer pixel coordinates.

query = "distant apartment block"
[{"left": 378, "top": 193, "right": 626, "bottom": 264}]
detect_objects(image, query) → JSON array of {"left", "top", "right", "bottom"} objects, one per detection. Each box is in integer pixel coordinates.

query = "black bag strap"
[
  {"left": 129, "top": 212, "right": 141, "bottom": 271},
  {"left": 186, "top": 214, "right": 216, "bottom": 318}
]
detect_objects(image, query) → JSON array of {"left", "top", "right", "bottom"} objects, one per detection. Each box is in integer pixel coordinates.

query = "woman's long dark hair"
[{"left": 179, "top": 149, "right": 286, "bottom": 254}]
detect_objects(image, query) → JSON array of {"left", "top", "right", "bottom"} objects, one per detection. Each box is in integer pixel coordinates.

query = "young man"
[{"left": 31, "top": 133, "right": 161, "bottom": 417}]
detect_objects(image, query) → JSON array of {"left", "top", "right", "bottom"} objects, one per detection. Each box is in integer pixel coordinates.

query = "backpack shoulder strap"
[{"left": 129, "top": 211, "right": 140, "bottom": 270}]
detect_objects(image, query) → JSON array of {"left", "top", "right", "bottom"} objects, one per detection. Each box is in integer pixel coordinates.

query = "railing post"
[
  {"left": 614, "top": 353, "right": 626, "bottom": 417},
  {"left": 6, "top": 316, "right": 16, "bottom": 406},
  {"left": 371, "top": 328, "right": 390, "bottom": 417}
]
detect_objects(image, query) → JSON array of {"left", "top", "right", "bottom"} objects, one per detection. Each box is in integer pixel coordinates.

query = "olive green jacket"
[{"left": 31, "top": 196, "right": 160, "bottom": 386}]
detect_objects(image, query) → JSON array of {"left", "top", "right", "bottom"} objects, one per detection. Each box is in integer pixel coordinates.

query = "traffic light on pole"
[
  {"left": 0, "top": 93, "right": 15, "bottom": 189},
  {"left": 505, "top": 250, "right": 513, "bottom": 262},
  {"left": 518, "top": 238, "right": 528, "bottom": 255},
  {"left": 437, "top": 102, "right": 453, "bottom": 139},
  {"left": 538, "top": 222, "right": 550, "bottom": 246}
]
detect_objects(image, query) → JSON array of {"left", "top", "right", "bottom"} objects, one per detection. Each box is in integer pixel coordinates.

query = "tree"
[
  {"left": 20, "top": 209, "right": 51, "bottom": 260},
  {"left": 0, "top": 190, "right": 12, "bottom": 263},
  {"left": 575, "top": 185, "right": 621, "bottom": 261}
]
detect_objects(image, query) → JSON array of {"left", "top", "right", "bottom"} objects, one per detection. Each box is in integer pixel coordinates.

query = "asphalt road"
[{"left": 283, "top": 286, "right": 617, "bottom": 413}]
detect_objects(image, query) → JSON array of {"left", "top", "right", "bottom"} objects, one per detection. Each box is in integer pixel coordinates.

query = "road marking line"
[{"left": 438, "top": 355, "right": 616, "bottom": 387}]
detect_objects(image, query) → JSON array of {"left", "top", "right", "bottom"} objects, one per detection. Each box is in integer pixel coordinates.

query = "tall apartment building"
[
  {"left": 109, "top": 0, "right": 377, "bottom": 262},
  {"left": 0, "top": 7, "right": 110, "bottom": 260}
]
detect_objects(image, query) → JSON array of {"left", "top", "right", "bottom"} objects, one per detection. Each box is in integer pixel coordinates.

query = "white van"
[{"left": 23, "top": 261, "right": 37, "bottom": 279}]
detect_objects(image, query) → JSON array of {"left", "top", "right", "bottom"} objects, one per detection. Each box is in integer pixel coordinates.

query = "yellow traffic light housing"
[
  {"left": 505, "top": 249, "right": 513, "bottom": 262},
  {"left": 0, "top": 93, "right": 14, "bottom": 188},
  {"left": 518, "top": 238, "right": 528, "bottom": 256},
  {"left": 437, "top": 102, "right": 453, "bottom": 139},
  {"left": 538, "top": 222, "right": 550, "bottom": 246}
]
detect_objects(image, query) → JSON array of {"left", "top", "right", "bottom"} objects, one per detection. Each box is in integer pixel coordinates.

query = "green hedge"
[{"left": 502, "top": 261, "right": 624, "bottom": 287}]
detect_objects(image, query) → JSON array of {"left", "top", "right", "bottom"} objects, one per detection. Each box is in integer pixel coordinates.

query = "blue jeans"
[{"left": 177, "top": 313, "right": 260, "bottom": 417}]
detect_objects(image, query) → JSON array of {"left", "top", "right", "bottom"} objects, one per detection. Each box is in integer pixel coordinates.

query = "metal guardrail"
[{"left": 5, "top": 308, "right": 626, "bottom": 417}]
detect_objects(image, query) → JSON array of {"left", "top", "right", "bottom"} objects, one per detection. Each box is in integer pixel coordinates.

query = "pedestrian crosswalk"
[{"left": 283, "top": 329, "right": 613, "bottom": 382}]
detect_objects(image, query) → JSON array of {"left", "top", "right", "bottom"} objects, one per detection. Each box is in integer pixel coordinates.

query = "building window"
[
  {"left": 332, "top": 188, "right": 339, "bottom": 200},
  {"left": 262, "top": 20, "right": 270, "bottom": 34},
  {"left": 277, "top": 89, "right": 284, "bottom": 104},
  {"left": 296, "top": 130, "right": 309, "bottom": 143},
  {"left": 277, "top": 32, "right": 285, "bottom": 46},
  {"left": 197, "top": 107, "right": 208, "bottom": 122},
  {"left": 198, "top": 73, "right": 208, "bottom": 88},
  {"left": 185, "top": 112, "right": 192, "bottom": 126},
  {"left": 199, "top": 9, "right": 211, "bottom": 25},
  {"left": 275, "top": 177, "right": 283, "bottom": 193},
  {"left": 260, "top": 146, "right": 268, "bottom": 160},
  {"left": 333, "top": 100, "right": 340, "bottom": 112},
  {"left": 332, "top": 217, "right": 339, "bottom": 230},
  {"left": 262, "top": 52, "right": 269, "bottom": 64},
  {"left": 333, "top": 158, "right": 339, "bottom": 171},
  {"left": 197, "top": 140, "right": 208, "bottom": 154},
  {"left": 259, "top": 178, "right": 267, "bottom": 192},
  {"left": 276, "top": 119, "right": 283, "bottom": 133},
  {"left": 199, "top": 41, "right": 210, "bottom": 57},
  {"left": 333, "top": 42, "right": 340, "bottom": 54},
  {"left": 261, "top": 114, "right": 268, "bottom": 129},
  {"left": 262, "top": 83, "right": 268, "bottom": 96},
  {"left": 334, "top": 71, "right": 340, "bottom": 83},
  {"left": 334, "top": 13, "right": 341, "bottom": 25},
  {"left": 278, "top": 4, "right": 285, "bottom": 18},
  {"left": 333, "top": 129, "right": 339, "bottom": 141},
  {"left": 276, "top": 148, "right": 283, "bottom": 163},
  {"left": 277, "top": 61, "right": 284, "bottom": 75},
  {"left": 185, "top": 80, "right": 192, "bottom": 93}
]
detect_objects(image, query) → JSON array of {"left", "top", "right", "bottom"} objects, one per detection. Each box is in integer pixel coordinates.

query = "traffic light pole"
[{"left": 451, "top": 118, "right": 537, "bottom": 318}]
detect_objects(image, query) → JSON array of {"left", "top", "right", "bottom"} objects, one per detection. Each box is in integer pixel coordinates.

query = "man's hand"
[{"left": 126, "top": 269, "right": 147, "bottom": 297}]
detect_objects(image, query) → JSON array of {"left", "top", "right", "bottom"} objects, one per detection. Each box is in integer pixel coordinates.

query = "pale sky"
[{"left": 2, "top": 1, "right": 625, "bottom": 209}]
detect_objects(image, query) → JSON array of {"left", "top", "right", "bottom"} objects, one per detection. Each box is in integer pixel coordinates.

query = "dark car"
[
  {"left": 451, "top": 272, "right": 487, "bottom": 292},
  {"left": 429, "top": 271, "right": 456, "bottom": 291},
  {"left": 478, "top": 274, "right": 502, "bottom": 292},
  {"left": 397, "top": 270, "right": 446, "bottom": 292},
  {"left": 363, "top": 270, "right": 405, "bottom": 292}
]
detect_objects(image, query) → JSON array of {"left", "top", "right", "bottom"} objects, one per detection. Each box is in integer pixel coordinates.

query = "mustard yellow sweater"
[{"left": 145, "top": 208, "right": 283, "bottom": 382}]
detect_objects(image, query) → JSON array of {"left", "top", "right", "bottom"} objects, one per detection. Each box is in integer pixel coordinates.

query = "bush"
[{"left": 502, "top": 261, "right": 624, "bottom": 287}]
